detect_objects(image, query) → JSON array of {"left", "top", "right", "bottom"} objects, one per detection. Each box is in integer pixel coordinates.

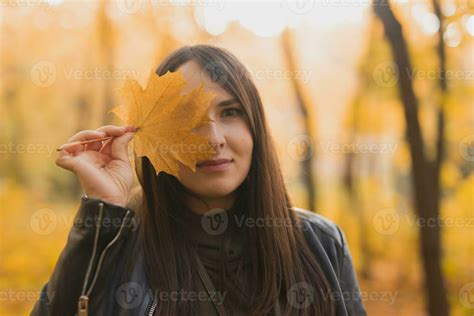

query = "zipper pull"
[
  {"left": 148, "top": 298, "right": 158, "bottom": 316},
  {"left": 78, "top": 295, "right": 89, "bottom": 316}
]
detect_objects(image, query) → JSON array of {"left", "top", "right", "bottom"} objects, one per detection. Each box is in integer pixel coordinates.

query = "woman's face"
[{"left": 176, "top": 60, "right": 253, "bottom": 204}]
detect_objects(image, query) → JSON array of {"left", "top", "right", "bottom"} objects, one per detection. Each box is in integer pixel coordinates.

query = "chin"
[
  {"left": 194, "top": 186, "right": 235, "bottom": 199},
  {"left": 192, "top": 180, "right": 238, "bottom": 197}
]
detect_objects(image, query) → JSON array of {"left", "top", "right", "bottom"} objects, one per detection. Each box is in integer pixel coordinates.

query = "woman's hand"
[{"left": 55, "top": 125, "right": 137, "bottom": 207}]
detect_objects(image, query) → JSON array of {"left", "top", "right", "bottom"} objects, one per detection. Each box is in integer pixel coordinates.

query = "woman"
[{"left": 31, "top": 45, "right": 366, "bottom": 316}]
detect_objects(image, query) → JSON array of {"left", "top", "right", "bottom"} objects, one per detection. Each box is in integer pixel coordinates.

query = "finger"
[
  {"left": 57, "top": 141, "right": 89, "bottom": 155},
  {"left": 98, "top": 137, "right": 113, "bottom": 154},
  {"left": 58, "top": 130, "right": 107, "bottom": 152},
  {"left": 55, "top": 149, "right": 109, "bottom": 173},
  {"left": 110, "top": 131, "right": 135, "bottom": 162},
  {"left": 67, "top": 130, "right": 107, "bottom": 143},
  {"left": 98, "top": 126, "right": 136, "bottom": 156},
  {"left": 95, "top": 125, "right": 129, "bottom": 137},
  {"left": 92, "top": 125, "right": 138, "bottom": 156},
  {"left": 55, "top": 149, "right": 77, "bottom": 171}
]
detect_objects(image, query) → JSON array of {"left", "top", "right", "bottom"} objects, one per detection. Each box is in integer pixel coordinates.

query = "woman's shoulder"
[
  {"left": 292, "top": 207, "right": 368, "bottom": 315},
  {"left": 291, "top": 206, "right": 345, "bottom": 251}
]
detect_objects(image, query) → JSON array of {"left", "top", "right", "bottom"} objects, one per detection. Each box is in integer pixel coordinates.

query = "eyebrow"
[{"left": 217, "top": 98, "right": 239, "bottom": 107}]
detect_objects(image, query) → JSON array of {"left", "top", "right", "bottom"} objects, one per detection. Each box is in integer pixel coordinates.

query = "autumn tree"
[{"left": 373, "top": 0, "right": 449, "bottom": 315}]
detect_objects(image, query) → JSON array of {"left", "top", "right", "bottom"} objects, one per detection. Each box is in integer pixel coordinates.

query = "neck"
[{"left": 182, "top": 192, "right": 236, "bottom": 215}]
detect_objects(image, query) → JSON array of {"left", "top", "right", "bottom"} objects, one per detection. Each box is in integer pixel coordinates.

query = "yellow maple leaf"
[{"left": 109, "top": 69, "right": 217, "bottom": 179}]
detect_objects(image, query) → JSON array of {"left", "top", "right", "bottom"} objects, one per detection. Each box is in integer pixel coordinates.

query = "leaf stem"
[{"left": 56, "top": 136, "right": 114, "bottom": 151}]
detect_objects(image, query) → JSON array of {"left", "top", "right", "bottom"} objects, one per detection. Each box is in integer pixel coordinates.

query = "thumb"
[{"left": 111, "top": 132, "right": 135, "bottom": 162}]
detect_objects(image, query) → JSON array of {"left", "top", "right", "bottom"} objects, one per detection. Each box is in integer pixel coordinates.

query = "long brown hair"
[{"left": 133, "top": 45, "right": 335, "bottom": 315}]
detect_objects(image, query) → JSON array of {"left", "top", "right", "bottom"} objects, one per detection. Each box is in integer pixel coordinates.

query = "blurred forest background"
[{"left": 0, "top": 0, "right": 473, "bottom": 315}]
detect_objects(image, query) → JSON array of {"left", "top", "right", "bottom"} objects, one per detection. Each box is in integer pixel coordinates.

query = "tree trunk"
[
  {"left": 281, "top": 28, "right": 317, "bottom": 212},
  {"left": 373, "top": 1, "right": 449, "bottom": 315}
]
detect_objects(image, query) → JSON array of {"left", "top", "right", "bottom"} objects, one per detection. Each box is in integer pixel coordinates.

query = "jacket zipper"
[
  {"left": 147, "top": 298, "right": 158, "bottom": 316},
  {"left": 77, "top": 201, "right": 131, "bottom": 316}
]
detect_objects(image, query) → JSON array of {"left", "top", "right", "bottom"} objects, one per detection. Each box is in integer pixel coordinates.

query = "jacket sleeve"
[
  {"left": 30, "top": 196, "right": 136, "bottom": 316},
  {"left": 335, "top": 225, "right": 367, "bottom": 316}
]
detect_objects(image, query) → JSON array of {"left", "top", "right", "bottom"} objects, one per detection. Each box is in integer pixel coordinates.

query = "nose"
[{"left": 193, "top": 120, "right": 226, "bottom": 151}]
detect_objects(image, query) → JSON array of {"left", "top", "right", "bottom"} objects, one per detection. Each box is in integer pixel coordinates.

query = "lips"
[{"left": 197, "top": 158, "right": 232, "bottom": 167}]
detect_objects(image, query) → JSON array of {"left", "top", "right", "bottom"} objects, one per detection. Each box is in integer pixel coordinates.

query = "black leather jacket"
[{"left": 30, "top": 196, "right": 367, "bottom": 316}]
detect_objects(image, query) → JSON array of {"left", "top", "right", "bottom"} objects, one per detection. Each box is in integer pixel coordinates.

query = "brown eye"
[{"left": 221, "top": 108, "right": 242, "bottom": 118}]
